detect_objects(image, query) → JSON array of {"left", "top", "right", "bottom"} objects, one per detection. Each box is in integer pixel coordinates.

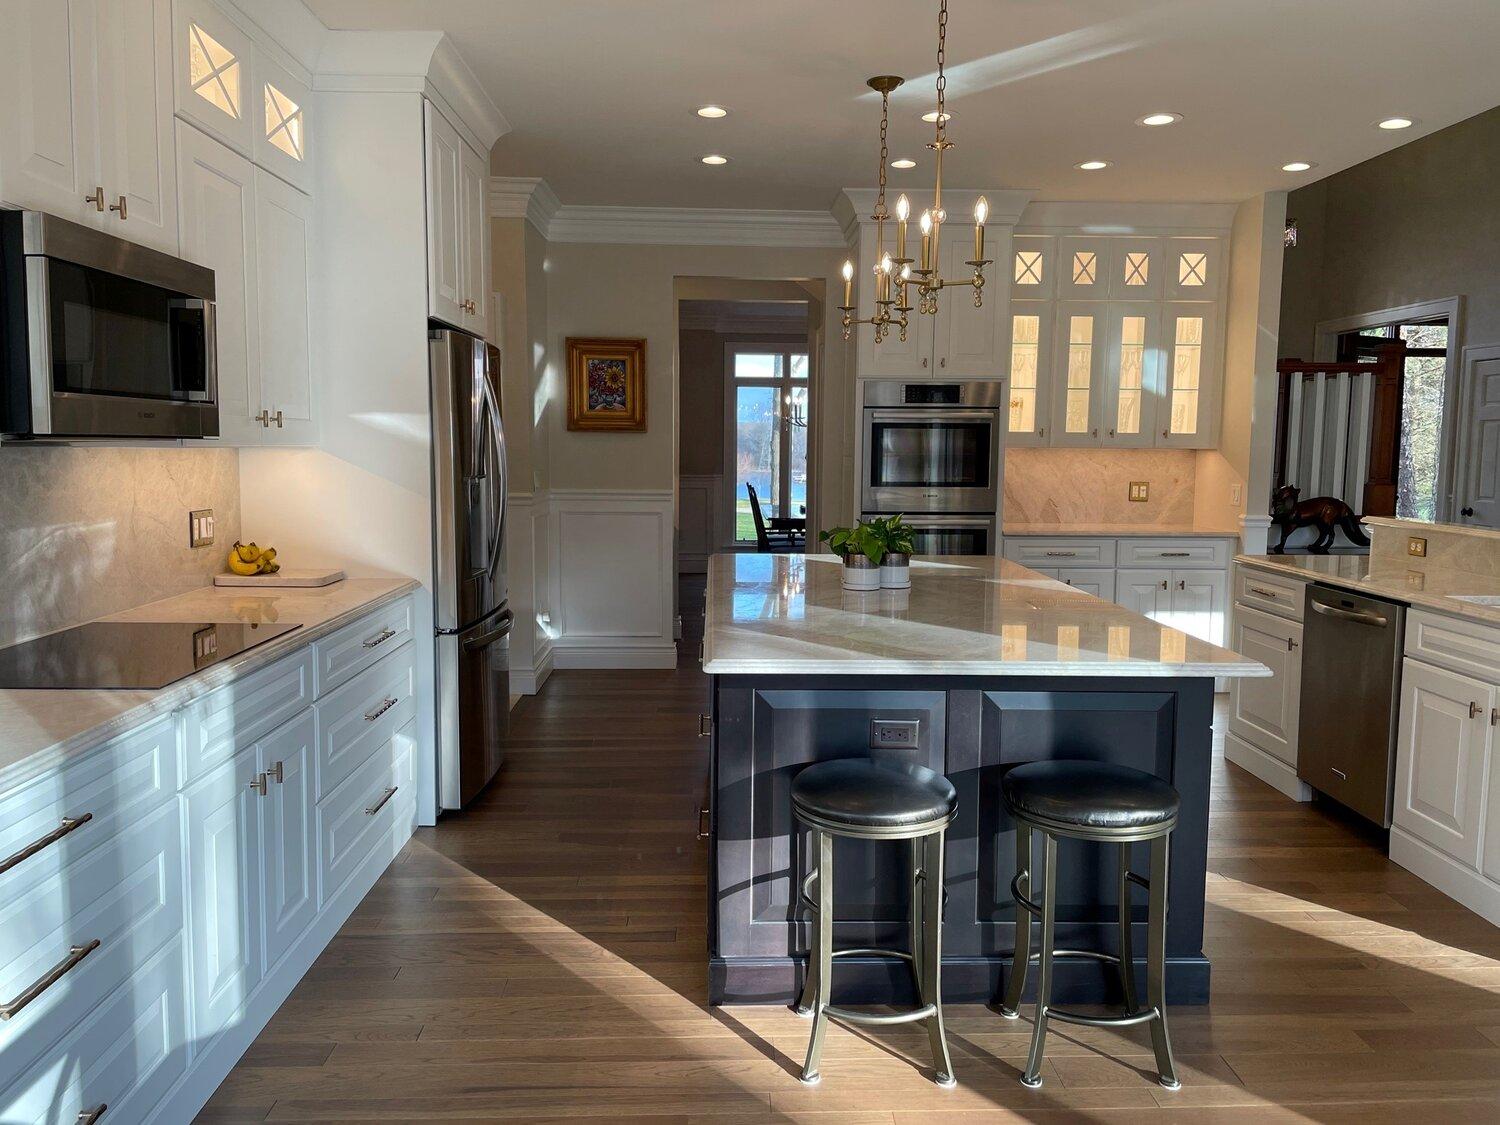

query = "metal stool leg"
[
  {"left": 1117, "top": 842, "right": 1139, "bottom": 1015},
  {"left": 794, "top": 831, "right": 818, "bottom": 1017},
  {"left": 909, "top": 837, "right": 926, "bottom": 1004},
  {"left": 800, "top": 829, "right": 834, "bottom": 1084},
  {"left": 1021, "top": 830, "right": 1057, "bottom": 1088},
  {"left": 921, "top": 829, "right": 956, "bottom": 1087},
  {"left": 1146, "top": 833, "right": 1180, "bottom": 1090},
  {"left": 1000, "top": 823, "right": 1032, "bottom": 1019}
]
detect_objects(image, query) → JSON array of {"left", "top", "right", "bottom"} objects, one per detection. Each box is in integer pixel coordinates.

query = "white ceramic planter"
[
  {"left": 841, "top": 554, "right": 881, "bottom": 591},
  {"left": 881, "top": 553, "right": 911, "bottom": 589}
]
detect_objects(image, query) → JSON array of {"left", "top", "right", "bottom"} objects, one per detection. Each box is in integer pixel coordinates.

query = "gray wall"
[{"left": 1279, "top": 106, "right": 1500, "bottom": 359}]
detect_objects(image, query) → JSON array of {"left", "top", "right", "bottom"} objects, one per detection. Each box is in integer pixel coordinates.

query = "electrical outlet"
[
  {"left": 1407, "top": 536, "right": 1428, "bottom": 558},
  {"left": 870, "top": 719, "right": 920, "bottom": 750},
  {"left": 189, "top": 509, "right": 215, "bottom": 548},
  {"left": 1230, "top": 483, "right": 1243, "bottom": 507},
  {"left": 1128, "top": 481, "right": 1150, "bottom": 503}
]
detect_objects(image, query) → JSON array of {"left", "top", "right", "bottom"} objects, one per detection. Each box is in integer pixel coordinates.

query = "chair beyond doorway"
[{"left": 746, "top": 483, "right": 806, "bottom": 553}]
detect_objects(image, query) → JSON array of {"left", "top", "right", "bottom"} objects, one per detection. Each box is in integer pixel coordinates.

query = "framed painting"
[{"left": 567, "top": 337, "right": 647, "bottom": 431}]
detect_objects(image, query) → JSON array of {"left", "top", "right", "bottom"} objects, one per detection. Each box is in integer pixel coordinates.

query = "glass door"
[{"left": 727, "top": 347, "right": 809, "bottom": 544}]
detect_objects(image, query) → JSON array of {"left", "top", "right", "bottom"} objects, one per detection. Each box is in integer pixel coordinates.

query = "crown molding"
[
  {"left": 489, "top": 177, "right": 562, "bottom": 232},
  {"left": 840, "top": 188, "right": 1034, "bottom": 228},
  {"left": 547, "top": 206, "right": 846, "bottom": 247},
  {"left": 1016, "top": 200, "right": 1238, "bottom": 234},
  {"left": 678, "top": 311, "right": 809, "bottom": 334}
]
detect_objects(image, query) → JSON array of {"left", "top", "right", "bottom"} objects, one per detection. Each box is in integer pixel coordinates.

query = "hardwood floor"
[{"left": 201, "top": 578, "right": 1500, "bottom": 1122}]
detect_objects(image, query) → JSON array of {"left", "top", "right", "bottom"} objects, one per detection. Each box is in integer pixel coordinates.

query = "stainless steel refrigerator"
[{"left": 430, "top": 326, "right": 511, "bottom": 809}]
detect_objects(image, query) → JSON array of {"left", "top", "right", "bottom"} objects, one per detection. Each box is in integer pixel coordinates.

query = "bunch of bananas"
[{"left": 227, "top": 541, "right": 281, "bottom": 576}]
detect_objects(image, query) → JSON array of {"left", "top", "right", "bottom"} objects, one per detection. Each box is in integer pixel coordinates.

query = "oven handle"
[
  {"left": 868, "top": 409, "right": 998, "bottom": 423},
  {"left": 902, "top": 518, "right": 994, "bottom": 529}
]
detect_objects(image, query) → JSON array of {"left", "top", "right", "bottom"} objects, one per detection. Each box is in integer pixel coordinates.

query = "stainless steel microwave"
[{"left": 0, "top": 210, "right": 218, "bottom": 440}]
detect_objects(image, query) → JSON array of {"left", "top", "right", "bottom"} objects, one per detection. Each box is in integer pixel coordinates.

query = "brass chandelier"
[{"left": 841, "top": 0, "right": 990, "bottom": 344}]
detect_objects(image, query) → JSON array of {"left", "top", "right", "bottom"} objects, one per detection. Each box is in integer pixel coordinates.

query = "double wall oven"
[{"left": 861, "top": 380, "right": 1002, "bottom": 554}]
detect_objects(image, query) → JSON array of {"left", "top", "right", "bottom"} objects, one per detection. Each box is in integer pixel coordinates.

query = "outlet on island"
[{"left": 870, "top": 719, "right": 920, "bottom": 750}]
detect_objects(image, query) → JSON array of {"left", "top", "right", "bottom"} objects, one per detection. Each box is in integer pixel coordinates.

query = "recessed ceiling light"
[
  {"left": 920, "top": 110, "right": 954, "bottom": 124},
  {"left": 1376, "top": 116, "right": 1415, "bottom": 130},
  {"left": 695, "top": 105, "right": 728, "bottom": 119},
  {"left": 1136, "top": 111, "right": 1182, "bottom": 127},
  {"left": 890, "top": 158, "right": 917, "bottom": 169},
  {"left": 1281, "top": 161, "right": 1317, "bottom": 172},
  {"left": 700, "top": 154, "right": 729, "bottom": 165},
  {"left": 1075, "top": 160, "right": 1111, "bottom": 171}
]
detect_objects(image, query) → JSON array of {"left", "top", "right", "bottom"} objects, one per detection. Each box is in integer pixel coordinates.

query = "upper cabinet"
[
  {"left": 0, "top": 0, "right": 178, "bottom": 254},
  {"left": 254, "top": 54, "right": 312, "bottom": 193},
  {"left": 425, "top": 100, "right": 491, "bottom": 336}
]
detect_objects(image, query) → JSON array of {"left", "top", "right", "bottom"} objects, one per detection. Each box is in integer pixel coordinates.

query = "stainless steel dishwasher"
[{"left": 1297, "top": 584, "right": 1406, "bottom": 826}]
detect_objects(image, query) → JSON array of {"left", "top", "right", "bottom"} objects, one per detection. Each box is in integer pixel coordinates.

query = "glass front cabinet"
[{"left": 1004, "top": 232, "right": 1226, "bottom": 450}]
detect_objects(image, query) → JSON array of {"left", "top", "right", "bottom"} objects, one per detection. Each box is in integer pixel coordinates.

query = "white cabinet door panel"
[
  {"left": 260, "top": 711, "right": 317, "bottom": 974},
  {"left": 1394, "top": 660, "right": 1492, "bottom": 867},
  {"left": 1116, "top": 568, "right": 1170, "bottom": 619},
  {"left": 1103, "top": 302, "right": 1161, "bottom": 447},
  {"left": 934, "top": 236, "right": 1000, "bottom": 378},
  {"left": 253, "top": 168, "right": 316, "bottom": 442},
  {"left": 425, "top": 100, "right": 464, "bottom": 328},
  {"left": 0, "top": 0, "right": 100, "bottom": 222},
  {"left": 1172, "top": 569, "right": 1227, "bottom": 646},
  {"left": 1229, "top": 605, "right": 1303, "bottom": 766},
  {"left": 1055, "top": 567, "right": 1115, "bottom": 601},
  {"left": 171, "top": 0, "right": 256, "bottom": 155},
  {"left": 459, "top": 138, "right": 489, "bottom": 336}
]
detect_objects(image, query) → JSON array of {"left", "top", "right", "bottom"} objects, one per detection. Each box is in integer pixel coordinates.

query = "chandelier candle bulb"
[
  {"left": 841, "top": 260, "right": 854, "bottom": 308},
  {"left": 920, "top": 210, "right": 933, "bottom": 272},
  {"left": 973, "top": 195, "right": 988, "bottom": 261},
  {"left": 895, "top": 193, "right": 910, "bottom": 261}
]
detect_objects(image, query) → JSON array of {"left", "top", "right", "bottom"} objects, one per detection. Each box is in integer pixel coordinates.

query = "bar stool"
[
  {"left": 791, "top": 757, "right": 959, "bottom": 1087},
  {"left": 999, "top": 760, "right": 1181, "bottom": 1090}
]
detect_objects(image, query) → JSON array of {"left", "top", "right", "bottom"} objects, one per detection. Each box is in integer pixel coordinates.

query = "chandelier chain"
[
  {"left": 875, "top": 88, "right": 889, "bottom": 217},
  {"left": 935, "top": 0, "right": 947, "bottom": 144}
]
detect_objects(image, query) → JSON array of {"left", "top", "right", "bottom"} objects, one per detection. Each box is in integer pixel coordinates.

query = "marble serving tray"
[{"left": 214, "top": 568, "right": 346, "bottom": 588}]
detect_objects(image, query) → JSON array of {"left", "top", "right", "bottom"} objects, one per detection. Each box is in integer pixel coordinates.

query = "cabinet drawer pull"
[
  {"left": 364, "top": 696, "right": 399, "bottom": 723},
  {"left": 0, "top": 940, "right": 101, "bottom": 1020},
  {"left": 77, "top": 1105, "right": 107, "bottom": 1124},
  {"left": 1330, "top": 767, "right": 1347, "bottom": 780},
  {"left": 1159, "top": 551, "right": 1191, "bottom": 557},
  {"left": 366, "top": 787, "right": 398, "bottom": 816},
  {"left": 697, "top": 806, "right": 710, "bottom": 840},
  {"left": 362, "top": 627, "right": 398, "bottom": 650},
  {"left": 0, "top": 813, "right": 93, "bottom": 877},
  {"left": 1247, "top": 585, "right": 1279, "bottom": 598},
  {"left": 1043, "top": 551, "right": 1077, "bottom": 558}
]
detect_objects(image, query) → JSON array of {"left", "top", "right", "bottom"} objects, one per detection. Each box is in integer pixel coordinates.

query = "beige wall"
[
  {"left": 1279, "top": 106, "right": 1500, "bottom": 359},
  {"left": 0, "top": 447, "right": 239, "bottom": 648}
]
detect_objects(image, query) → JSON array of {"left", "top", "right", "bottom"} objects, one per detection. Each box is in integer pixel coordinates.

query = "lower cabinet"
[
  {"left": 1032, "top": 566, "right": 1116, "bottom": 600},
  {"left": 1116, "top": 568, "right": 1227, "bottom": 646},
  {"left": 0, "top": 597, "right": 420, "bottom": 1123},
  {"left": 1227, "top": 604, "right": 1302, "bottom": 766}
]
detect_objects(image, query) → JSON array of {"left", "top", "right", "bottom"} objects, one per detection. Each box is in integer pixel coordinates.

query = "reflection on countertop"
[
  {"left": 1237, "top": 552, "right": 1500, "bottom": 626},
  {"left": 704, "top": 553, "right": 1269, "bottom": 678}
]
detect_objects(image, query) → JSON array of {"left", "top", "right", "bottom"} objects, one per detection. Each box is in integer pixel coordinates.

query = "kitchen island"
[{"left": 702, "top": 553, "right": 1269, "bottom": 1007}]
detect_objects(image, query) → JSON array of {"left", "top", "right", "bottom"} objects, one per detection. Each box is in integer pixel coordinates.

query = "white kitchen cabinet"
[
  {"left": 1116, "top": 566, "right": 1226, "bottom": 646},
  {"left": 254, "top": 49, "right": 312, "bottom": 192},
  {"left": 1010, "top": 235, "right": 1054, "bottom": 300},
  {"left": 1393, "top": 660, "right": 1494, "bottom": 868},
  {"left": 0, "top": 0, "right": 177, "bottom": 253},
  {"left": 1107, "top": 236, "right": 1164, "bottom": 300},
  {"left": 252, "top": 167, "right": 317, "bottom": 441},
  {"left": 1048, "top": 301, "right": 1107, "bottom": 446},
  {"left": 931, "top": 236, "right": 1001, "bottom": 377},
  {"left": 1157, "top": 302, "right": 1222, "bottom": 448},
  {"left": 182, "top": 745, "right": 264, "bottom": 1044},
  {"left": 1164, "top": 237, "right": 1224, "bottom": 302},
  {"left": 1006, "top": 301, "right": 1052, "bottom": 446},
  {"left": 171, "top": 0, "right": 255, "bottom": 155},
  {"left": 459, "top": 139, "right": 491, "bottom": 336},
  {"left": 1116, "top": 568, "right": 1171, "bottom": 619},
  {"left": 1102, "top": 303, "right": 1161, "bottom": 447},
  {"left": 259, "top": 710, "right": 317, "bottom": 973},
  {"left": 1057, "top": 567, "right": 1116, "bottom": 600},
  {"left": 1228, "top": 604, "right": 1303, "bottom": 766},
  {"left": 1056, "top": 235, "right": 1108, "bottom": 300},
  {"left": 425, "top": 99, "right": 466, "bottom": 329}
]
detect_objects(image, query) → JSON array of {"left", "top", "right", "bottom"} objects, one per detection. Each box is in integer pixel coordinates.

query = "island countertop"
[{"left": 703, "top": 553, "right": 1269, "bottom": 678}]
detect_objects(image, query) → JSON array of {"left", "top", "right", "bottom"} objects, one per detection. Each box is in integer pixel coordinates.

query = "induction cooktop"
[{"left": 0, "top": 621, "right": 304, "bottom": 690}]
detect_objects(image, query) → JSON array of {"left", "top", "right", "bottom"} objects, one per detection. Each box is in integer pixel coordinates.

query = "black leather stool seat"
[
  {"left": 1002, "top": 761, "right": 1179, "bottom": 832},
  {"left": 792, "top": 759, "right": 957, "bottom": 830}
]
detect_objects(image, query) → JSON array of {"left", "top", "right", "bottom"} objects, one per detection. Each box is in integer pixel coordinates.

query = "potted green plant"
[
  {"left": 874, "top": 514, "right": 915, "bottom": 589},
  {"left": 819, "top": 521, "right": 884, "bottom": 590}
]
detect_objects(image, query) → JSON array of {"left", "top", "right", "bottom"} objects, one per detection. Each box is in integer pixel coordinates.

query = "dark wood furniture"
[{"left": 746, "top": 483, "right": 806, "bottom": 552}]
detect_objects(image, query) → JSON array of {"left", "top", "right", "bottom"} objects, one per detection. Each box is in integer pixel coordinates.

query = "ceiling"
[{"left": 306, "top": 0, "right": 1500, "bottom": 210}]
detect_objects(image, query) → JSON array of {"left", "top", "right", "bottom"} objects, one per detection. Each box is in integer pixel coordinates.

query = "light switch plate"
[
  {"left": 189, "top": 509, "right": 215, "bottom": 549},
  {"left": 1407, "top": 536, "right": 1427, "bottom": 558},
  {"left": 1128, "top": 481, "right": 1150, "bottom": 503},
  {"left": 1230, "top": 483, "right": 1243, "bottom": 507}
]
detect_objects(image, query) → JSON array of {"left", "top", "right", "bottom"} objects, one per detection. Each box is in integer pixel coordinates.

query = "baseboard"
[
  {"left": 146, "top": 814, "right": 415, "bottom": 1124},
  {"left": 1389, "top": 826, "right": 1500, "bottom": 926},
  {"left": 1224, "top": 731, "right": 1312, "bottom": 801},
  {"left": 551, "top": 642, "right": 678, "bottom": 669},
  {"left": 511, "top": 640, "right": 554, "bottom": 695}
]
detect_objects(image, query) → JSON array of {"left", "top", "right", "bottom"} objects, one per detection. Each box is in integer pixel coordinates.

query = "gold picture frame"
[{"left": 567, "top": 337, "right": 647, "bottom": 431}]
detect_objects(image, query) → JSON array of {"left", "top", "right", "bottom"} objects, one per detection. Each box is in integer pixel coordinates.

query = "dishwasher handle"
[{"left": 1309, "top": 600, "right": 1392, "bottom": 628}]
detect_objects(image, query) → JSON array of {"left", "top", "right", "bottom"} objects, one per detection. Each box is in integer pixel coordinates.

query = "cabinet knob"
[
  {"left": 268, "top": 761, "right": 284, "bottom": 784},
  {"left": 939, "top": 356, "right": 947, "bottom": 368},
  {"left": 1092, "top": 427, "right": 1098, "bottom": 438},
  {"left": 85, "top": 187, "right": 105, "bottom": 212},
  {"left": 922, "top": 357, "right": 929, "bottom": 369},
  {"left": 1159, "top": 580, "right": 1168, "bottom": 590},
  {"left": 273, "top": 410, "right": 284, "bottom": 429},
  {"left": 1287, "top": 637, "right": 1298, "bottom": 651},
  {"left": 109, "top": 195, "right": 127, "bottom": 220},
  {"left": 249, "top": 773, "right": 267, "bottom": 797},
  {"left": 1471, "top": 701, "right": 1484, "bottom": 720},
  {"left": 255, "top": 410, "right": 270, "bottom": 428}
]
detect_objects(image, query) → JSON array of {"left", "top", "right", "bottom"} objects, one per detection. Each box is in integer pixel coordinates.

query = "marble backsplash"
[
  {"left": 1368, "top": 518, "right": 1500, "bottom": 583},
  {"left": 0, "top": 447, "right": 240, "bottom": 648},
  {"left": 1004, "top": 448, "right": 1198, "bottom": 526}
]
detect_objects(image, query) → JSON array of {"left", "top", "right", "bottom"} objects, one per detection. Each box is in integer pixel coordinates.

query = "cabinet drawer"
[
  {"left": 1405, "top": 609, "right": 1500, "bottom": 682},
  {"left": 1118, "top": 538, "right": 1231, "bottom": 568},
  {"left": 0, "top": 800, "right": 183, "bottom": 1094},
  {"left": 181, "top": 647, "right": 315, "bottom": 783},
  {"left": 315, "top": 596, "right": 416, "bottom": 697},
  {"left": 0, "top": 718, "right": 175, "bottom": 904},
  {"left": 1003, "top": 538, "right": 1117, "bottom": 568},
  {"left": 318, "top": 725, "right": 415, "bottom": 905},
  {"left": 1235, "top": 566, "right": 1307, "bottom": 621},
  {"left": 1, "top": 935, "right": 187, "bottom": 1125},
  {"left": 315, "top": 641, "right": 417, "bottom": 801}
]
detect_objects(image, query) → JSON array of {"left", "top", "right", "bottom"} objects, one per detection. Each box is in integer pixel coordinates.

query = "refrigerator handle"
[
  {"left": 479, "top": 366, "right": 508, "bottom": 577},
  {"left": 463, "top": 607, "right": 514, "bottom": 652}
]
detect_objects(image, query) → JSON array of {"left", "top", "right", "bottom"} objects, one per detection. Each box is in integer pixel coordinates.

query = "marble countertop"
[
  {"left": 0, "top": 576, "right": 419, "bottom": 793},
  {"left": 1004, "top": 522, "right": 1240, "bottom": 538},
  {"left": 703, "top": 554, "right": 1270, "bottom": 678},
  {"left": 1236, "top": 554, "right": 1500, "bottom": 627}
]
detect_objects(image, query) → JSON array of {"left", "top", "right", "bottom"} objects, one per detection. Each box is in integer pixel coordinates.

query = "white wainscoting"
[
  {"left": 545, "top": 489, "right": 678, "bottom": 669},
  {"left": 678, "top": 474, "right": 723, "bottom": 573},
  {"left": 506, "top": 491, "right": 555, "bottom": 695}
]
